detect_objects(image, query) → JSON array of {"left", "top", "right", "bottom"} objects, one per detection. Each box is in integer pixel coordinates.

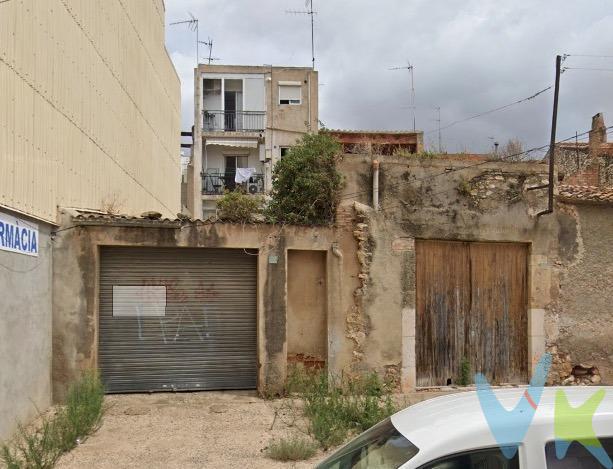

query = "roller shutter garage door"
[{"left": 99, "top": 247, "right": 257, "bottom": 393}]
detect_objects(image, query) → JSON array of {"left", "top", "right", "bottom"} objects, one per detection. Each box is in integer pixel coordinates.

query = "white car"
[{"left": 317, "top": 387, "right": 613, "bottom": 468}]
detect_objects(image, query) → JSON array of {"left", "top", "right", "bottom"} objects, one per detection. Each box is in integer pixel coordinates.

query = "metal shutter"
[{"left": 99, "top": 247, "right": 257, "bottom": 393}]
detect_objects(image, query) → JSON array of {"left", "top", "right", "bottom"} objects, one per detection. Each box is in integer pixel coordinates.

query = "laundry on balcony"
[{"left": 235, "top": 167, "right": 257, "bottom": 184}]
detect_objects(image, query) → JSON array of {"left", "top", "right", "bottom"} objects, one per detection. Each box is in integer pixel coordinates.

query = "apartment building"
[
  {"left": 188, "top": 65, "right": 318, "bottom": 219},
  {"left": 0, "top": 0, "right": 180, "bottom": 440}
]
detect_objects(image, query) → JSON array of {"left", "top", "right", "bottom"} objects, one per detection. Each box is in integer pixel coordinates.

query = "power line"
[
  {"left": 563, "top": 67, "right": 613, "bottom": 72},
  {"left": 422, "top": 85, "right": 552, "bottom": 136},
  {"left": 564, "top": 54, "right": 613, "bottom": 59}
]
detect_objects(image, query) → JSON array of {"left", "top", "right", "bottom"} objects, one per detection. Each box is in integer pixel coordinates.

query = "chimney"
[{"left": 589, "top": 113, "right": 607, "bottom": 155}]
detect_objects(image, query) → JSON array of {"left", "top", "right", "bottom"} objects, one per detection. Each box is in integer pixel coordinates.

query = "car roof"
[{"left": 391, "top": 386, "right": 613, "bottom": 458}]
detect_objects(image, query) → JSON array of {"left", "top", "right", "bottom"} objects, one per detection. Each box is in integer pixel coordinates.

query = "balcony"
[
  {"left": 203, "top": 110, "right": 265, "bottom": 132},
  {"left": 202, "top": 171, "right": 265, "bottom": 195}
]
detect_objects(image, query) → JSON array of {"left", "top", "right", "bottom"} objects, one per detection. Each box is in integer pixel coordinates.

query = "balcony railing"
[
  {"left": 202, "top": 171, "right": 265, "bottom": 195},
  {"left": 202, "top": 110, "right": 265, "bottom": 132}
]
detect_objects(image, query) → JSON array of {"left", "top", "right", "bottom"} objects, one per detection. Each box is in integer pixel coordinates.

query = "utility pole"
[{"left": 528, "top": 54, "right": 562, "bottom": 216}]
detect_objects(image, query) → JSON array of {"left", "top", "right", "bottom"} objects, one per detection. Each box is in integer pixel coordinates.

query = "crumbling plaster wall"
[
  {"left": 550, "top": 203, "right": 613, "bottom": 384},
  {"left": 52, "top": 214, "right": 334, "bottom": 399},
  {"left": 337, "top": 155, "right": 558, "bottom": 389}
]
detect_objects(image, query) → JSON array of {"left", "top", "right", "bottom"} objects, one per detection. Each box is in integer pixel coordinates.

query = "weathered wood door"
[{"left": 416, "top": 240, "right": 528, "bottom": 387}]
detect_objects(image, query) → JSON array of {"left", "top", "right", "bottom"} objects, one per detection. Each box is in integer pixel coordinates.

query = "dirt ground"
[
  {"left": 55, "top": 389, "right": 456, "bottom": 469},
  {"left": 56, "top": 391, "right": 330, "bottom": 469}
]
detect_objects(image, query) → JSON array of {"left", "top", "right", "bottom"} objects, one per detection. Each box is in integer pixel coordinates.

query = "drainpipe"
[
  {"left": 307, "top": 72, "right": 312, "bottom": 132},
  {"left": 372, "top": 160, "right": 380, "bottom": 210}
]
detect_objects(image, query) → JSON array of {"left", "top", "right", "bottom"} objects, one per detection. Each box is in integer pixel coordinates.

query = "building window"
[
  {"left": 279, "top": 84, "right": 301, "bottom": 105},
  {"left": 280, "top": 147, "right": 291, "bottom": 158}
]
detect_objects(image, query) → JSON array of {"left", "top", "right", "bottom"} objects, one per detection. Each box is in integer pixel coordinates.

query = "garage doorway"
[
  {"left": 99, "top": 247, "right": 257, "bottom": 393},
  {"left": 415, "top": 240, "right": 528, "bottom": 387}
]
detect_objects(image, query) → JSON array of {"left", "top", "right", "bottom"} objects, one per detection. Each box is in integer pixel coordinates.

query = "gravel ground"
[
  {"left": 55, "top": 389, "right": 456, "bottom": 468},
  {"left": 56, "top": 391, "right": 330, "bottom": 469}
]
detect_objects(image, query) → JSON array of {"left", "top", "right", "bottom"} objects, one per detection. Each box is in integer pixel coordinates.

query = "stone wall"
[
  {"left": 336, "top": 154, "right": 558, "bottom": 389},
  {"left": 335, "top": 153, "right": 613, "bottom": 388},
  {"left": 549, "top": 202, "right": 613, "bottom": 384}
]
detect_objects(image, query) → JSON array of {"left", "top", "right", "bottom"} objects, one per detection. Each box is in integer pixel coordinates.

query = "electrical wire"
[
  {"left": 563, "top": 67, "right": 613, "bottom": 72},
  {"left": 564, "top": 54, "right": 613, "bottom": 59},
  {"left": 421, "top": 86, "right": 552, "bottom": 136}
]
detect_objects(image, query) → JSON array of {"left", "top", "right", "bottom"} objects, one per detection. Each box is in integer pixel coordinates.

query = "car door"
[{"left": 414, "top": 446, "right": 520, "bottom": 469}]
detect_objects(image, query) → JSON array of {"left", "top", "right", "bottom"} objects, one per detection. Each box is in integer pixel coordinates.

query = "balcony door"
[
  {"left": 224, "top": 156, "right": 248, "bottom": 191},
  {"left": 224, "top": 79, "right": 243, "bottom": 131}
]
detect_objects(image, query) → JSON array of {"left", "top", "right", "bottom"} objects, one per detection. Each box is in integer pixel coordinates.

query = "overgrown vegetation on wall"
[
  {"left": 217, "top": 190, "right": 264, "bottom": 222},
  {"left": 266, "top": 132, "right": 343, "bottom": 225},
  {"left": 1, "top": 371, "right": 104, "bottom": 469}
]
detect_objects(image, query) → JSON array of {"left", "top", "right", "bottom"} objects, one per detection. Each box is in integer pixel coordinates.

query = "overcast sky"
[{"left": 165, "top": 0, "right": 613, "bottom": 153}]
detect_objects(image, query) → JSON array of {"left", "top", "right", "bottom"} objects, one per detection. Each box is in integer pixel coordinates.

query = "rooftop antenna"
[
  {"left": 170, "top": 13, "right": 199, "bottom": 64},
  {"left": 286, "top": 0, "right": 317, "bottom": 69},
  {"left": 199, "top": 38, "right": 221, "bottom": 65},
  {"left": 390, "top": 61, "right": 416, "bottom": 131},
  {"left": 434, "top": 106, "right": 441, "bottom": 153}
]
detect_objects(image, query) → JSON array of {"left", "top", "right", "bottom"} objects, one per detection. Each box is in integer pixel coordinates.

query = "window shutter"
[{"left": 279, "top": 85, "right": 301, "bottom": 103}]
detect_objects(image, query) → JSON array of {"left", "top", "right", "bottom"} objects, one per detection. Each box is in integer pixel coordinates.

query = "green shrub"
[
  {"left": 287, "top": 368, "right": 397, "bottom": 449},
  {"left": 266, "top": 437, "right": 317, "bottom": 461},
  {"left": 1, "top": 370, "right": 104, "bottom": 469},
  {"left": 266, "top": 132, "right": 342, "bottom": 226},
  {"left": 216, "top": 190, "right": 264, "bottom": 222}
]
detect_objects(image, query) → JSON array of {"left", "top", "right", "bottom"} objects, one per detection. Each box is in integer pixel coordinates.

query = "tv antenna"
[
  {"left": 286, "top": 0, "right": 317, "bottom": 69},
  {"left": 390, "top": 61, "right": 416, "bottom": 131},
  {"left": 434, "top": 106, "right": 441, "bottom": 153},
  {"left": 170, "top": 13, "right": 200, "bottom": 64},
  {"left": 199, "top": 38, "right": 221, "bottom": 65}
]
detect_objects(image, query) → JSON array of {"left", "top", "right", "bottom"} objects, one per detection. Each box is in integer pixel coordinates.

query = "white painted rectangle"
[
  {"left": 112, "top": 286, "right": 166, "bottom": 317},
  {"left": 0, "top": 212, "right": 39, "bottom": 257}
]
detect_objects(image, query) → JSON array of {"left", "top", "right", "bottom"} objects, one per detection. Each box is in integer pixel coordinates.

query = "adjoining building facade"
[
  {"left": 0, "top": 0, "right": 180, "bottom": 440},
  {"left": 329, "top": 129, "right": 424, "bottom": 155},
  {"left": 187, "top": 65, "right": 318, "bottom": 219}
]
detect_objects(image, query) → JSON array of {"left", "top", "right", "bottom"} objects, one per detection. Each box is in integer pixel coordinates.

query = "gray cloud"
[{"left": 165, "top": 0, "right": 613, "bottom": 153}]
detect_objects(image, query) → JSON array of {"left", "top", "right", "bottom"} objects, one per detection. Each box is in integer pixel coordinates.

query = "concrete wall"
[
  {"left": 52, "top": 214, "right": 335, "bottom": 399},
  {"left": 0, "top": 209, "right": 52, "bottom": 441},
  {"left": 0, "top": 0, "right": 181, "bottom": 223},
  {"left": 551, "top": 203, "right": 613, "bottom": 383}
]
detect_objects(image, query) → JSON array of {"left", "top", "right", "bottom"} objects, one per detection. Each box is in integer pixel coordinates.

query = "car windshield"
[{"left": 316, "top": 417, "right": 419, "bottom": 469}]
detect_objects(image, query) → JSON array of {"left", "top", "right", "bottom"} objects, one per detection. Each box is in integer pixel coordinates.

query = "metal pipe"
[{"left": 372, "top": 160, "right": 380, "bottom": 210}]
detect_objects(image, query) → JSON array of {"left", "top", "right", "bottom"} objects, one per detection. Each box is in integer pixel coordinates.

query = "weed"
[
  {"left": 1, "top": 370, "right": 104, "bottom": 469},
  {"left": 457, "top": 178, "right": 473, "bottom": 197},
  {"left": 457, "top": 357, "right": 472, "bottom": 386},
  {"left": 286, "top": 368, "right": 397, "bottom": 450},
  {"left": 266, "top": 437, "right": 317, "bottom": 461}
]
